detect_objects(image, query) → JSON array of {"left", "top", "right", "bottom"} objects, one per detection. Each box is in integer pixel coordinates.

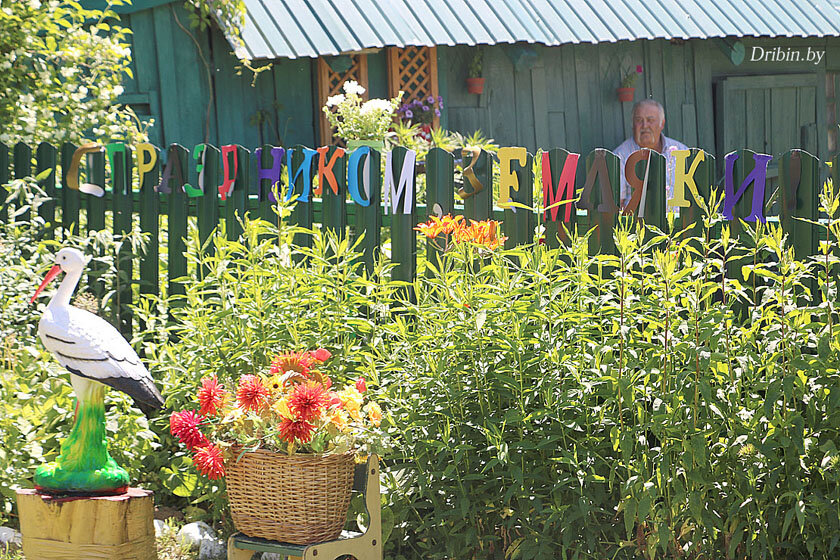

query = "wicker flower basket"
[{"left": 225, "top": 448, "right": 355, "bottom": 544}]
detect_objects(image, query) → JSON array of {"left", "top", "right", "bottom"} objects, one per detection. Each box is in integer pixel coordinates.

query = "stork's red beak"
[{"left": 30, "top": 265, "right": 62, "bottom": 304}]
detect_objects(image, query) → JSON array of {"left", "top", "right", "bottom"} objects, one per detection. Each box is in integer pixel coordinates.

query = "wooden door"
[{"left": 714, "top": 74, "right": 819, "bottom": 192}]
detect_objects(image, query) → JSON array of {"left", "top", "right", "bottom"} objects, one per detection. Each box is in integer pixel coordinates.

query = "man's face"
[{"left": 633, "top": 105, "right": 664, "bottom": 150}]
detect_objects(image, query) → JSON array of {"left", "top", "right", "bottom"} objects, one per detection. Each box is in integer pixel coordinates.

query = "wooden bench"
[{"left": 227, "top": 454, "right": 381, "bottom": 560}]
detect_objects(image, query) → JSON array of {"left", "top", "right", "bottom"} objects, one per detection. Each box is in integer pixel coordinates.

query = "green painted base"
[
  {"left": 34, "top": 383, "right": 130, "bottom": 494},
  {"left": 34, "top": 460, "right": 129, "bottom": 494}
]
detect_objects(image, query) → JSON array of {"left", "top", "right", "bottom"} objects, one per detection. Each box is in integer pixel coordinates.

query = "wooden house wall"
[
  {"left": 120, "top": 2, "right": 839, "bottom": 167},
  {"left": 443, "top": 37, "right": 840, "bottom": 163}
]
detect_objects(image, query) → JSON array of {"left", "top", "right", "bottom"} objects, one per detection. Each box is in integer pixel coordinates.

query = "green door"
[{"left": 714, "top": 74, "right": 819, "bottom": 193}]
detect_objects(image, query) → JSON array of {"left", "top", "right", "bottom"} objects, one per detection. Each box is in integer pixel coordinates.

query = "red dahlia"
[
  {"left": 197, "top": 375, "right": 227, "bottom": 417},
  {"left": 278, "top": 417, "right": 316, "bottom": 444},
  {"left": 288, "top": 381, "right": 329, "bottom": 422},
  {"left": 236, "top": 375, "right": 270, "bottom": 412},
  {"left": 194, "top": 445, "right": 225, "bottom": 480},
  {"left": 169, "top": 410, "right": 209, "bottom": 451}
]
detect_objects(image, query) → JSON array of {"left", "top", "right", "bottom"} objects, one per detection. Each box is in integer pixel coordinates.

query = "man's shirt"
[{"left": 613, "top": 134, "right": 689, "bottom": 207}]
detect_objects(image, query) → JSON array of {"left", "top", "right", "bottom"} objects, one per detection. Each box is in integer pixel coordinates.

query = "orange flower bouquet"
[
  {"left": 169, "top": 348, "right": 384, "bottom": 480},
  {"left": 170, "top": 349, "right": 385, "bottom": 543}
]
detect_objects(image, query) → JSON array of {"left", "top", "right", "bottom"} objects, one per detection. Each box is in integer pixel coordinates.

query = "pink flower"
[
  {"left": 356, "top": 377, "right": 367, "bottom": 393},
  {"left": 636, "top": 65, "right": 643, "bottom": 73}
]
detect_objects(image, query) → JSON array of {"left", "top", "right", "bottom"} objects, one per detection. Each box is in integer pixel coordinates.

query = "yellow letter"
[
  {"left": 498, "top": 147, "right": 527, "bottom": 207},
  {"left": 671, "top": 149, "right": 704, "bottom": 208}
]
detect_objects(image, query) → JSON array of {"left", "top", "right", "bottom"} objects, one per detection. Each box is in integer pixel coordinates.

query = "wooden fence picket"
[
  {"left": 14, "top": 142, "right": 32, "bottom": 223},
  {"left": 60, "top": 143, "right": 81, "bottom": 236},
  {"left": 676, "top": 149, "right": 714, "bottom": 239},
  {"left": 579, "top": 149, "right": 620, "bottom": 256},
  {"left": 165, "top": 144, "right": 190, "bottom": 301},
  {"left": 500, "top": 147, "right": 534, "bottom": 248},
  {"left": 351, "top": 147, "right": 381, "bottom": 276},
  {"left": 425, "top": 147, "right": 455, "bottom": 265},
  {"left": 289, "top": 145, "right": 315, "bottom": 258},
  {"left": 542, "top": 148, "right": 578, "bottom": 248},
  {"left": 225, "top": 146, "right": 249, "bottom": 242},
  {"left": 196, "top": 144, "right": 220, "bottom": 266},
  {"left": 780, "top": 149, "right": 819, "bottom": 260},
  {"left": 387, "top": 146, "right": 417, "bottom": 293},
  {"left": 0, "top": 143, "right": 8, "bottom": 222},
  {"left": 36, "top": 142, "right": 57, "bottom": 236},
  {"left": 87, "top": 149, "right": 106, "bottom": 234},
  {"left": 320, "top": 145, "right": 347, "bottom": 241},
  {"left": 108, "top": 143, "right": 134, "bottom": 334},
  {"left": 138, "top": 144, "right": 160, "bottom": 297},
  {"left": 462, "top": 149, "right": 493, "bottom": 222}
]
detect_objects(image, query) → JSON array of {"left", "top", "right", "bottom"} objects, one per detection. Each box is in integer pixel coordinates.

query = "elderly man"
[{"left": 614, "top": 99, "right": 688, "bottom": 209}]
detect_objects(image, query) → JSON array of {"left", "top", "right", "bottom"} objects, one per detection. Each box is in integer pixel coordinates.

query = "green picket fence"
[{"left": 1, "top": 141, "right": 835, "bottom": 338}]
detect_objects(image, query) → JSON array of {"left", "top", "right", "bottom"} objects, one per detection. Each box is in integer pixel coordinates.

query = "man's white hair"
[{"left": 632, "top": 99, "right": 665, "bottom": 125}]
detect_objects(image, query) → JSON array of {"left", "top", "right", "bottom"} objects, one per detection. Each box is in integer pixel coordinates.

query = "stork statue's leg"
[{"left": 34, "top": 375, "right": 129, "bottom": 494}]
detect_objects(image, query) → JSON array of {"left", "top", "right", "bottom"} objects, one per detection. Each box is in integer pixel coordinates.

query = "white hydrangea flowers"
[{"left": 322, "top": 81, "right": 402, "bottom": 142}]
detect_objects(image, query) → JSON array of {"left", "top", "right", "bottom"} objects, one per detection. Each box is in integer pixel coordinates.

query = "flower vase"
[
  {"left": 617, "top": 87, "right": 635, "bottom": 102},
  {"left": 346, "top": 139, "right": 385, "bottom": 153}
]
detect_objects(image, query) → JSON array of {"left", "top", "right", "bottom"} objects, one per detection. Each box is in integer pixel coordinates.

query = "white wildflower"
[
  {"left": 325, "top": 94, "right": 345, "bottom": 108},
  {"left": 361, "top": 99, "right": 393, "bottom": 114},
  {"left": 342, "top": 80, "right": 365, "bottom": 96}
]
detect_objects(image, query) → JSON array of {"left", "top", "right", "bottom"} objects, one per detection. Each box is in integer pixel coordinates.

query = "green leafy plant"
[
  {"left": 620, "top": 64, "right": 643, "bottom": 88},
  {"left": 468, "top": 49, "right": 484, "bottom": 79},
  {"left": 0, "top": 0, "right": 147, "bottom": 145}
]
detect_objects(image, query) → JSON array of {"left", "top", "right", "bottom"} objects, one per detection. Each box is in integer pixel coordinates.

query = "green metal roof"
[{"left": 236, "top": 0, "right": 840, "bottom": 59}]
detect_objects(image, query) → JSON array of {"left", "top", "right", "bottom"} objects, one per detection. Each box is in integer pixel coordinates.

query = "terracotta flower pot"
[
  {"left": 466, "top": 77, "right": 485, "bottom": 94},
  {"left": 617, "top": 87, "right": 635, "bottom": 102}
]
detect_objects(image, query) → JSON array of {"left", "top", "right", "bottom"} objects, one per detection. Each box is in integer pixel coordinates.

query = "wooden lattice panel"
[
  {"left": 387, "top": 46, "right": 439, "bottom": 128},
  {"left": 317, "top": 55, "right": 369, "bottom": 145}
]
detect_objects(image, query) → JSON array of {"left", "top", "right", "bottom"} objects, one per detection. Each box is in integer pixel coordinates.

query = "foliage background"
[{"left": 0, "top": 0, "right": 148, "bottom": 146}]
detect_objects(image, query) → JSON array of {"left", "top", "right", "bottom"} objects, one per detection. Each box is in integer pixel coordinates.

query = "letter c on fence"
[{"left": 66, "top": 143, "right": 105, "bottom": 197}]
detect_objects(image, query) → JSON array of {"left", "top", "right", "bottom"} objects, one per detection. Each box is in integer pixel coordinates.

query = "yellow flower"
[
  {"left": 339, "top": 387, "right": 364, "bottom": 421},
  {"left": 272, "top": 396, "right": 292, "bottom": 419},
  {"left": 267, "top": 373, "right": 285, "bottom": 394},
  {"left": 329, "top": 409, "right": 349, "bottom": 432},
  {"left": 366, "top": 402, "right": 382, "bottom": 427}
]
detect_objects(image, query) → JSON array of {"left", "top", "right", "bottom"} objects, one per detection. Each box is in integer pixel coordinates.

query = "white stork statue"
[{"left": 30, "top": 247, "right": 164, "bottom": 494}]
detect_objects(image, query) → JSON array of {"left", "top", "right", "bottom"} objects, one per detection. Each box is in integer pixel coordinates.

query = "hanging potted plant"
[
  {"left": 466, "top": 49, "right": 484, "bottom": 94},
  {"left": 323, "top": 81, "right": 403, "bottom": 152},
  {"left": 617, "top": 64, "right": 642, "bottom": 102},
  {"left": 169, "top": 349, "right": 386, "bottom": 544}
]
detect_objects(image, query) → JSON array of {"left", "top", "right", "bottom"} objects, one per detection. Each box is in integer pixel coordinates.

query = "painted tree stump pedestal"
[{"left": 16, "top": 487, "right": 157, "bottom": 560}]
